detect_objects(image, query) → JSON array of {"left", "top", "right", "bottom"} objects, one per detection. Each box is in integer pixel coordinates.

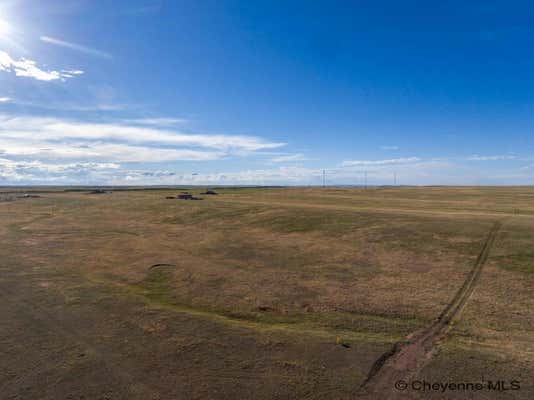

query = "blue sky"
[{"left": 1, "top": 0, "right": 534, "bottom": 185}]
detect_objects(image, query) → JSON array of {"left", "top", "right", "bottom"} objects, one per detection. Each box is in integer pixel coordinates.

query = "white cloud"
[
  {"left": 0, "top": 97, "right": 10, "bottom": 102},
  {"left": 101, "top": 158, "right": 454, "bottom": 186},
  {"left": 0, "top": 154, "right": 487, "bottom": 186},
  {"left": 124, "top": 159, "right": 454, "bottom": 185},
  {"left": 122, "top": 170, "right": 176, "bottom": 181},
  {"left": 106, "top": 166, "right": 323, "bottom": 185},
  {"left": 0, "top": 157, "right": 120, "bottom": 182},
  {"left": 123, "top": 117, "right": 188, "bottom": 127},
  {"left": 0, "top": 50, "right": 83, "bottom": 81},
  {"left": 0, "top": 139, "right": 221, "bottom": 162},
  {"left": 270, "top": 153, "right": 307, "bottom": 163},
  {"left": 342, "top": 157, "right": 420, "bottom": 166},
  {"left": 0, "top": 114, "right": 285, "bottom": 164},
  {"left": 40, "top": 36, "right": 112, "bottom": 59},
  {"left": 467, "top": 155, "right": 517, "bottom": 161},
  {"left": 0, "top": 115, "right": 284, "bottom": 157},
  {"left": 12, "top": 101, "right": 126, "bottom": 112}
]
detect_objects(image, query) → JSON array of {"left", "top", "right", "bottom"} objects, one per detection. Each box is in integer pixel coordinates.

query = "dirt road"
[{"left": 358, "top": 222, "right": 502, "bottom": 399}]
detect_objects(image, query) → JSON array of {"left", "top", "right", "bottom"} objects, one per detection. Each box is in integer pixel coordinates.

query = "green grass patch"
[{"left": 96, "top": 263, "right": 421, "bottom": 342}]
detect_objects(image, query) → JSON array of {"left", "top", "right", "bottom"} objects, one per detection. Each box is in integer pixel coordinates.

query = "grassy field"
[{"left": 0, "top": 186, "right": 532, "bottom": 399}]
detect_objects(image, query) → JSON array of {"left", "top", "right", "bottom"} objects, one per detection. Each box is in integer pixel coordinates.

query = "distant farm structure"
[
  {"left": 166, "top": 192, "right": 204, "bottom": 200},
  {"left": 87, "top": 189, "right": 111, "bottom": 195}
]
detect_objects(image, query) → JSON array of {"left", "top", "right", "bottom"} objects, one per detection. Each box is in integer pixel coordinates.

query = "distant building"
[{"left": 88, "top": 189, "right": 110, "bottom": 194}]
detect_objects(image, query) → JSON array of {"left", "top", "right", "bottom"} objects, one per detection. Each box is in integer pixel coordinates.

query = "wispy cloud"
[
  {"left": 0, "top": 50, "right": 83, "bottom": 81},
  {"left": 0, "top": 97, "right": 10, "bottom": 102},
  {"left": 123, "top": 117, "right": 188, "bottom": 127},
  {"left": 342, "top": 157, "right": 420, "bottom": 167},
  {"left": 270, "top": 153, "right": 307, "bottom": 163},
  {"left": 380, "top": 145, "right": 399, "bottom": 150},
  {"left": 0, "top": 114, "right": 285, "bottom": 163},
  {"left": 40, "top": 36, "right": 112, "bottom": 59},
  {"left": 9, "top": 100, "right": 127, "bottom": 112},
  {"left": 60, "top": 69, "right": 84, "bottom": 78},
  {"left": 467, "top": 155, "right": 517, "bottom": 161}
]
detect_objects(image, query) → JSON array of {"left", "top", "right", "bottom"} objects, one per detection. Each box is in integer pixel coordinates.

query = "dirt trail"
[{"left": 358, "top": 221, "right": 502, "bottom": 399}]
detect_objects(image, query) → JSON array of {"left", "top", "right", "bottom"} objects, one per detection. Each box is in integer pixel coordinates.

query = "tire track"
[{"left": 359, "top": 221, "right": 502, "bottom": 399}]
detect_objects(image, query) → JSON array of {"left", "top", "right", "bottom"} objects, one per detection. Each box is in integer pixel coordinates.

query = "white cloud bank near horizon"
[
  {"left": 0, "top": 150, "right": 462, "bottom": 185},
  {"left": 0, "top": 114, "right": 532, "bottom": 185},
  {"left": 102, "top": 160, "right": 459, "bottom": 186},
  {"left": 1, "top": 154, "right": 532, "bottom": 186}
]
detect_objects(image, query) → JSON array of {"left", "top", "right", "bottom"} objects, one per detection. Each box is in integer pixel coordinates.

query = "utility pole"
[
  {"left": 322, "top": 169, "right": 326, "bottom": 188},
  {"left": 394, "top": 172, "right": 397, "bottom": 186},
  {"left": 364, "top": 171, "right": 367, "bottom": 189}
]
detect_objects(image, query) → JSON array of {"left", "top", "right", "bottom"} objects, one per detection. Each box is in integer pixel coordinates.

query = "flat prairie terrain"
[{"left": 0, "top": 186, "right": 532, "bottom": 399}]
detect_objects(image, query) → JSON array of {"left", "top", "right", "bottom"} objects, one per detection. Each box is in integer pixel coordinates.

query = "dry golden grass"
[{"left": 1, "top": 186, "right": 532, "bottom": 399}]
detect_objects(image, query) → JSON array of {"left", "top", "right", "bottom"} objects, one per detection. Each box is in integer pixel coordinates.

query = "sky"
[{"left": 1, "top": 0, "right": 534, "bottom": 185}]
